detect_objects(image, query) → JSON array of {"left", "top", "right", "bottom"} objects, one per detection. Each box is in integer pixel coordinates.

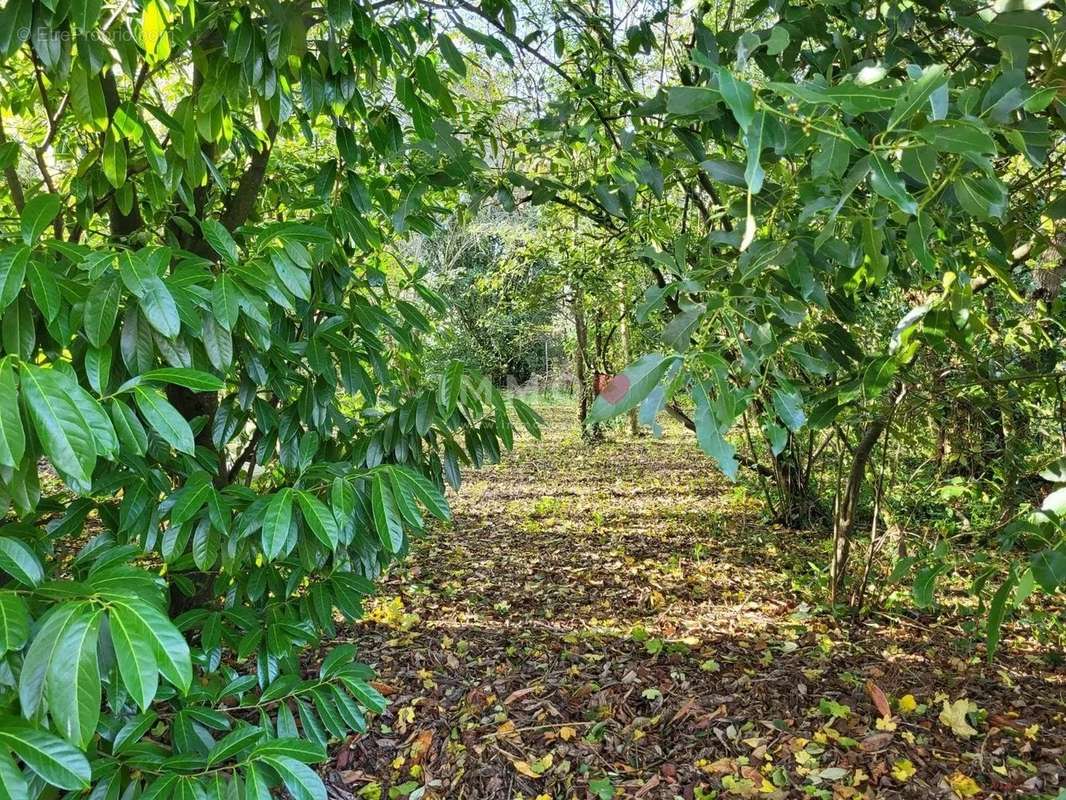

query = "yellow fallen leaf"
[
  {"left": 513, "top": 761, "right": 541, "bottom": 779},
  {"left": 891, "top": 759, "right": 916, "bottom": 782},
  {"left": 875, "top": 716, "right": 897, "bottom": 731},
  {"left": 947, "top": 771, "right": 981, "bottom": 798},
  {"left": 939, "top": 698, "right": 979, "bottom": 739},
  {"left": 558, "top": 725, "right": 576, "bottom": 741},
  {"left": 898, "top": 694, "right": 917, "bottom": 714}
]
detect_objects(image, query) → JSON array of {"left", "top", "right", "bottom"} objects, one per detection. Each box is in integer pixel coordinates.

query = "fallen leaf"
[
  {"left": 559, "top": 725, "right": 576, "bottom": 741},
  {"left": 939, "top": 698, "right": 979, "bottom": 739},
  {"left": 947, "top": 771, "right": 981, "bottom": 798},
  {"left": 865, "top": 680, "right": 891, "bottom": 719},
  {"left": 891, "top": 759, "right": 916, "bottom": 782}
]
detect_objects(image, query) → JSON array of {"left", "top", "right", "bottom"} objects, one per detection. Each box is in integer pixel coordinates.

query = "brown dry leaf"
[
  {"left": 860, "top": 732, "right": 894, "bottom": 752},
  {"left": 865, "top": 679, "right": 891, "bottom": 719},
  {"left": 410, "top": 729, "right": 434, "bottom": 764},
  {"left": 504, "top": 686, "right": 537, "bottom": 705}
]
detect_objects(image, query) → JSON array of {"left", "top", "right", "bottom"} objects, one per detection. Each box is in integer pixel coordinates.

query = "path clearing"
[{"left": 327, "top": 403, "right": 1065, "bottom": 800}]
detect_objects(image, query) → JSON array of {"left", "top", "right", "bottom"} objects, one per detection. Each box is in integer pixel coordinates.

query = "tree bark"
[
  {"left": 572, "top": 288, "right": 593, "bottom": 432},
  {"left": 828, "top": 386, "right": 902, "bottom": 604}
]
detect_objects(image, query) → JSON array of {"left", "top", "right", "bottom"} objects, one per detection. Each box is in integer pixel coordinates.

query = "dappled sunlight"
[{"left": 331, "top": 405, "right": 1066, "bottom": 799}]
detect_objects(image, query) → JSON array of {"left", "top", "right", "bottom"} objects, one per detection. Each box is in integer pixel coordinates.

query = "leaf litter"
[{"left": 324, "top": 404, "right": 1066, "bottom": 800}]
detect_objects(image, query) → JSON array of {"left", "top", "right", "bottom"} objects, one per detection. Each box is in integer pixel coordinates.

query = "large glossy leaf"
[
  {"left": 18, "top": 603, "right": 85, "bottom": 717},
  {"left": 81, "top": 275, "right": 121, "bottom": 345},
  {"left": 260, "top": 756, "right": 327, "bottom": 800},
  {"left": 693, "top": 381, "right": 739, "bottom": 480},
  {"left": 371, "top": 474, "right": 403, "bottom": 553},
  {"left": 296, "top": 491, "right": 339, "bottom": 550},
  {"left": 0, "top": 245, "right": 29, "bottom": 310},
  {"left": 0, "top": 356, "right": 24, "bottom": 468},
  {"left": 108, "top": 602, "right": 159, "bottom": 711},
  {"left": 262, "top": 488, "right": 295, "bottom": 561},
  {"left": 20, "top": 365, "right": 96, "bottom": 490},
  {"left": 0, "top": 537, "right": 44, "bottom": 587},
  {"left": 133, "top": 386, "right": 195, "bottom": 454},
  {"left": 0, "top": 591, "right": 29, "bottom": 655},
  {"left": 0, "top": 718, "right": 91, "bottom": 790},
  {"left": 45, "top": 607, "right": 102, "bottom": 747},
  {"left": 105, "top": 593, "right": 191, "bottom": 693},
  {"left": 0, "top": 749, "right": 28, "bottom": 800},
  {"left": 19, "top": 194, "right": 60, "bottom": 245}
]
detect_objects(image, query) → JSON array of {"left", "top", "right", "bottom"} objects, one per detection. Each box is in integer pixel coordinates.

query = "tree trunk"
[
  {"left": 618, "top": 294, "right": 639, "bottom": 436},
  {"left": 829, "top": 400, "right": 895, "bottom": 605},
  {"left": 572, "top": 289, "right": 594, "bottom": 435}
]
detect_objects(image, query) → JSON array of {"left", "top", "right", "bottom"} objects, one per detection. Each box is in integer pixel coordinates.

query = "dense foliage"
[
  {"left": 449, "top": 0, "right": 1066, "bottom": 630},
  {"left": 0, "top": 0, "right": 1064, "bottom": 795},
  {"left": 0, "top": 1, "right": 545, "bottom": 797}
]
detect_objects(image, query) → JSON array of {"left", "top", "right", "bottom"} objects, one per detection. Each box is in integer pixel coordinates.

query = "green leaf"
[
  {"left": 21, "top": 365, "right": 96, "bottom": 490},
  {"left": 811, "top": 134, "right": 851, "bottom": 180},
  {"left": 953, "top": 174, "right": 1007, "bottom": 220},
  {"left": 511, "top": 398, "right": 543, "bottom": 440},
  {"left": 0, "top": 591, "right": 29, "bottom": 655},
  {"left": 371, "top": 473, "right": 403, "bottom": 553},
  {"left": 0, "top": 718, "right": 91, "bottom": 790},
  {"left": 296, "top": 490, "right": 339, "bottom": 550},
  {"left": 0, "top": 537, "right": 43, "bottom": 587},
  {"left": 0, "top": 749, "right": 28, "bottom": 800},
  {"left": 251, "top": 739, "right": 327, "bottom": 763},
  {"left": 26, "top": 256, "right": 60, "bottom": 322},
  {"left": 744, "top": 112, "right": 767, "bottom": 194},
  {"left": 666, "top": 86, "right": 720, "bottom": 116},
  {"left": 202, "top": 219, "right": 239, "bottom": 265},
  {"left": 0, "top": 357, "right": 25, "bottom": 468},
  {"left": 1030, "top": 549, "right": 1066, "bottom": 592},
  {"left": 18, "top": 603, "right": 85, "bottom": 717},
  {"left": 693, "top": 381, "right": 738, "bottom": 480},
  {"left": 262, "top": 488, "right": 295, "bottom": 561},
  {"left": 136, "top": 368, "right": 224, "bottom": 392},
  {"left": 133, "top": 386, "right": 195, "bottom": 454},
  {"left": 211, "top": 274, "right": 241, "bottom": 331},
  {"left": 0, "top": 245, "right": 29, "bottom": 310},
  {"left": 437, "top": 33, "right": 466, "bottom": 75},
  {"left": 109, "top": 398, "right": 148, "bottom": 455},
  {"left": 919, "top": 119, "right": 997, "bottom": 154},
  {"left": 437, "top": 361, "right": 463, "bottom": 416},
  {"left": 587, "top": 354, "right": 679, "bottom": 424},
  {"left": 396, "top": 468, "right": 451, "bottom": 521},
  {"left": 170, "top": 471, "right": 214, "bottom": 525},
  {"left": 343, "top": 678, "right": 387, "bottom": 714},
  {"left": 869, "top": 155, "right": 917, "bottom": 215},
  {"left": 20, "top": 194, "right": 60, "bottom": 245},
  {"left": 986, "top": 570, "right": 1017, "bottom": 661},
  {"left": 260, "top": 756, "right": 327, "bottom": 800},
  {"left": 139, "top": 277, "right": 180, "bottom": 338},
  {"left": 717, "top": 68, "right": 754, "bottom": 131},
  {"left": 106, "top": 593, "right": 192, "bottom": 693},
  {"left": 109, "top": 598, "right": 159, "bottom": 712},
  {"left": 45, "top": 607, "right": 102, "bottom": 747},
  {"left": 887, "top": 64, "right": 947, "bottom": 130},
  {"left": 772, "top": 386, "right": 806, "bottom": 432},
  {"left": 112, "top": 711, "right": 157, "bottom": 754},
  {"left": 83, "top": 274, "right": 123, "bottom": 348},
  {"left": 206, "top": 725, "right": 263, "bottom": 766}
]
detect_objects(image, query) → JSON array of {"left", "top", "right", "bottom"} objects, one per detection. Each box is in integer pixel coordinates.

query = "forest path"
[{"left": 327, "top": 403, "right": 1065, "bottom": 800}]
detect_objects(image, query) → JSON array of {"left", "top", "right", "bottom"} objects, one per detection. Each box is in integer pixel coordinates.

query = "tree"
[
  {"left": 0, "top": 1, "right": 540, "bottom": 795},
  {"left": 460, "top": 0, "right": 1065, "bottom": 615}
]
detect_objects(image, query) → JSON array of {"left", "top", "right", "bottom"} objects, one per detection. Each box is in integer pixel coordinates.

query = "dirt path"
[{"left": 327, "top": 403, "right": 1065, "bottom": 800}]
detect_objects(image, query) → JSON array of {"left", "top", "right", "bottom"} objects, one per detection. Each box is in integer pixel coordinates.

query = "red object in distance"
[{"left": 601, "top": 374, "right": 630, "bottom": 404}]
